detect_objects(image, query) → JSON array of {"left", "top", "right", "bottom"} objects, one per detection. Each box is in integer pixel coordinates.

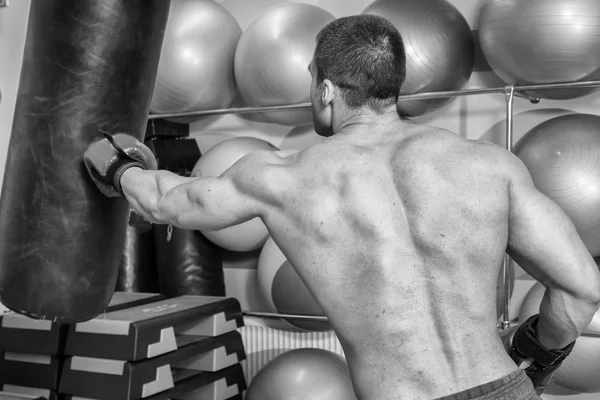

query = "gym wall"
[{"left": 1, "top": 2, "right": 599, "bottom": 399}]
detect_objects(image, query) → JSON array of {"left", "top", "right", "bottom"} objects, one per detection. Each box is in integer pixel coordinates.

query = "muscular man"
[{"left": 85, "top": 15, "right": 600, "bottom": 400}]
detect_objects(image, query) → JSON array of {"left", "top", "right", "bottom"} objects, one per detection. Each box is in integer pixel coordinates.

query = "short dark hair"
[{"left": 314, "top": 15, "right": 406, "bottom": 111}]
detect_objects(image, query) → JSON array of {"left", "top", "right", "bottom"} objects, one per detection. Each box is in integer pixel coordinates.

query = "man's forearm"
[
  {"left": 536, "top": 287, "right": 600, "bottom": 349},
  {"left": 119, "top": 167, "right": 189, "bottom": 224}
]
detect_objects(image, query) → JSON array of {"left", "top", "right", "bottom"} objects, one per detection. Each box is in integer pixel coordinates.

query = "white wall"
[
  {"left": 1, "top": 1, "right": 600, "bottom": 398},
  {"left": 0, "top": 0, "right": 29, "bottom": 316},
  {"left": 0, "top": 0, "right": 29, "bottom": 179}
]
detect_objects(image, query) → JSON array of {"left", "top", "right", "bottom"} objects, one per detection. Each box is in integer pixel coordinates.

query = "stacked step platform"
[{"left": 0, "top": 294, "right": 246, "bottom": 400}]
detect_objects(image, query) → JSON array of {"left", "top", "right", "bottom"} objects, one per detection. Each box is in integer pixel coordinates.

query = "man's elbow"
[
  {"left": 572, "top": 262, "right": 600, "bottom": 308},
  {"left": 544, "top": 258, "right": 600, "bottom": 308},
  {"left": 584, "top": 279, "right": 600, "bottom": 308}
]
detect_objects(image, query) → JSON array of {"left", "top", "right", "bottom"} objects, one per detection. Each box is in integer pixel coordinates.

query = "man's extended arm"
[{"left": 83, "top": 133, "right": 271, "bottom": 231}]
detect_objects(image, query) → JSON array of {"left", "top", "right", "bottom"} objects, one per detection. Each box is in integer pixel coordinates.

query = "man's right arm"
[{"left": 506, "top": 153, "right": 600, "bottom": 349}]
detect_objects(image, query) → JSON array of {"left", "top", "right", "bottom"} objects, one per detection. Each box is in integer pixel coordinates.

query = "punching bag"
[
  {"left": 115, "top": 209, "right": 160, "bottom": 293},
  {"left": 154, "top": 225, "right": 225, "bottom": 297},
  {"left": 0, "top": 1, "right": 170, "bottom": 322}
]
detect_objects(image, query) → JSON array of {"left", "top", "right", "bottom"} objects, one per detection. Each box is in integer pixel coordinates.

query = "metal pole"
[
  {"left": 505, "top": 86, "right": 515, "bottom": 151},
  {"left": 582, "top": 332, "right": 600, "bottom": 338},
  {"left": 149, "top": 102, "right": 312, "bottom": 120},
  {"left": 500, "top": 86, "right": 516, "bottom": 330},
  {"left": 243, "top": 310, "right": 600, "bottom": 337},
  {"left": 242, "top": 310, "right": 329, "bottom": 321},
  {"left": 148, "top": 80, "right": 600, "bottom": 120}
]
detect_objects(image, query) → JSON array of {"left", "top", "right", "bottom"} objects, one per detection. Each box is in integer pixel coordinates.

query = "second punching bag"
[
  {"left": 154, "top": 225, "right": 225, "bottom": 297},
  {"left": 116, "top": 210, "right": 160, "bottom": 293},
  {"left": 0, "top": 1, "right": 170, "bottom": 321}
]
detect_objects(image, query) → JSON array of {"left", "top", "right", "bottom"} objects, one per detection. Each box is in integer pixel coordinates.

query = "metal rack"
[
  {"left": 148, "top": 80, "right": 600, "bottom": 120},
  {"left": 151, "top": 79, "right": 600, "bottom": 332}
]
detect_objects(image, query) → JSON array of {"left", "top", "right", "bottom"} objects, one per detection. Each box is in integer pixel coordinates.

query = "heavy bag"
[
  {"left": 154, "top": 225, "right": 225, "bottom": 297},
  {"left": 115, "top": 210, "right": 160, "bottom": 293},
  {"left": 0, "top": 0, "right": 170, "bottom": 322}
]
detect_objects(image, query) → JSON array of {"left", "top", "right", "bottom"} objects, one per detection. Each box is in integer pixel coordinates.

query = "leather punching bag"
[
  {"left": 0, "top": 0, "right": 170, "bottom": 322},
  {"left": 116, "top": 210, "right": 160, "bottom": 293},
  {"left": 154, "top": 225, "right": 225, "bottom": 297}
]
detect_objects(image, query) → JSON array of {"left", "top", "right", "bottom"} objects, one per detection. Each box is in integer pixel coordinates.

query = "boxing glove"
[
  {"left": 500, "top": 314, "right": 575, "bottom": 395},
  {"left": 84, "top": 132, "right": 158, "bottom": 197}
]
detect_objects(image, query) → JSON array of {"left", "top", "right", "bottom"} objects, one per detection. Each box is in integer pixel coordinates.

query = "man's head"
[{"left": 309, "top": 15, "right": 406, "bottom": 136}]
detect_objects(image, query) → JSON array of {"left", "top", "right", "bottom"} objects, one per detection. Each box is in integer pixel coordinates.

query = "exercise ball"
[
  {"left": 216, "top": 0, "right": 284, "bottom": 30},
  {"left": 362, "top": 0, "right": 475, "bottom": 117},
  {"left": 150, "top": 0, "right": 241, "bottom": 119},
  {"left": 257, "top": 237, "right": 331, "bottom": 331},
  {"left": 519, "top": 281, "right": 600, "bottom": 393},
  {"left": 192, "top": 137, "right": 277, "bottom": 252},
  {"left": 478, "top": 0, "right": 600, "bottom": 100},
  {"left": 245, "top": 348, "right": 358, "bottom": 400},
  {"left": 234, "top": 3, "right": 335, "bottom": 126},
  {"left": 480, "top": 108, "right": 576, "bottom": 148},
  {"left": 513, "top": 113, "right": 600, "bottom": 256},
  {"left": 518, "top": 281, "right": 545, "bottom": 322}
]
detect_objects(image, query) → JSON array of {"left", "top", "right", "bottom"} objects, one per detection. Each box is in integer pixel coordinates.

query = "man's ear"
[{"left": 321, "top": 79, "right": 334, "bottom": 107}]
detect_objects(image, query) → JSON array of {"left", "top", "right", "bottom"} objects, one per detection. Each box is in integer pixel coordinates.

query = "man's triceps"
[{"left": 166, "top": 174, "right": 262, "bottom": 231}]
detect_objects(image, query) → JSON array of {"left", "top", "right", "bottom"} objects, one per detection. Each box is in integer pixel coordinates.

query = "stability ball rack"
[{"left": 149, "top": 78, "right": 600, "bottom": 334}]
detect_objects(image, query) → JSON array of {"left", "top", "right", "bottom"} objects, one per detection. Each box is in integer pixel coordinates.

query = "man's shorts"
[{"left": 434, "top": 369, "right": 541, "bottom": 400}]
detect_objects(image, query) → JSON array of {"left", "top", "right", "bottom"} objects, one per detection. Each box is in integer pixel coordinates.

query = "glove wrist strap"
[
  {"left": 514, "top": 315, "right": 575, "bottom": 367},
  {"left": 107, "top": 159, "right": 146, "bottom": 196}
]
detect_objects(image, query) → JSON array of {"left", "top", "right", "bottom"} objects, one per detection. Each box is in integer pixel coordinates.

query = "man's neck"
[{"left": 333, "top": 105, "right": 407, "bottom": 136}]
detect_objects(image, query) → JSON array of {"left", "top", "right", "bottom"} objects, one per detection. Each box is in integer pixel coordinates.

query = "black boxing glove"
[
  {"left": 500, "top": 314, "right": 575, "bottom": 395},
  {"left": 84, "top": 132, "right": 158, "bottom": 197}
]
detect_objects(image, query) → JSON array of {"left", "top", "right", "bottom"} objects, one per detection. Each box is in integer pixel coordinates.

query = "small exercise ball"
[
  {"left": 234, "top": 3, "right": 335, "bottom": 126},
  {"left": 478, "top": 0, "right": 600, "bottom": 100},
  {"left": 257, "top": 237, "right": 331, "bottom": 331},
  {"left": 192, "top": 137, "right": 277, "bottom": 252},
  {"left": 150, "top": 0, "right": 241, "bottom": 118},
  {"left": 245, "top": 348, "right": 358, "bottom": 400},
  {"left": 518, "top": 282, "right": 600, "bottom": 393},
  {"left": 513, "top": 114, "right": 600, "bottom": 256},
  {"left": 362, "top": 0, "right": 475, "bottom": 117}
]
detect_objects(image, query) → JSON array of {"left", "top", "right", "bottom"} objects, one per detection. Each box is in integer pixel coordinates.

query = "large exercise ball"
[
  {"left": 150, "top": 0, "right": 241, "bottom": 118},
  {"left": 192, "top": 137, "right": 277, "bottom": 252},
  {"left": 480, "top": 108, "right": 576, "bottom": 150},
  {"left": 513, "top": 114, "right": 600, "bottom": 256},
  {"left": 519, "top": 282, "right": 600, "bottom": 393},
  {"left": 257, "top": 237, "right": 332, "bottom": 332},
  {"left": 234, "top": 3, "right": 335, "bottom": 126},
  {"left": 478, "top": 0, "right": 600, "bottom": 100},
  {"left": 245, "top": 348, "right": 358, "bottom": 400},
  {"left": 362, "top": 0, "right": 475, "bottom": 117}
]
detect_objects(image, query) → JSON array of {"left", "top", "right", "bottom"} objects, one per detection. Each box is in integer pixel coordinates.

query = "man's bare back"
[{"left": 261, "top": 123, "right": 519, "bottom": 399}]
